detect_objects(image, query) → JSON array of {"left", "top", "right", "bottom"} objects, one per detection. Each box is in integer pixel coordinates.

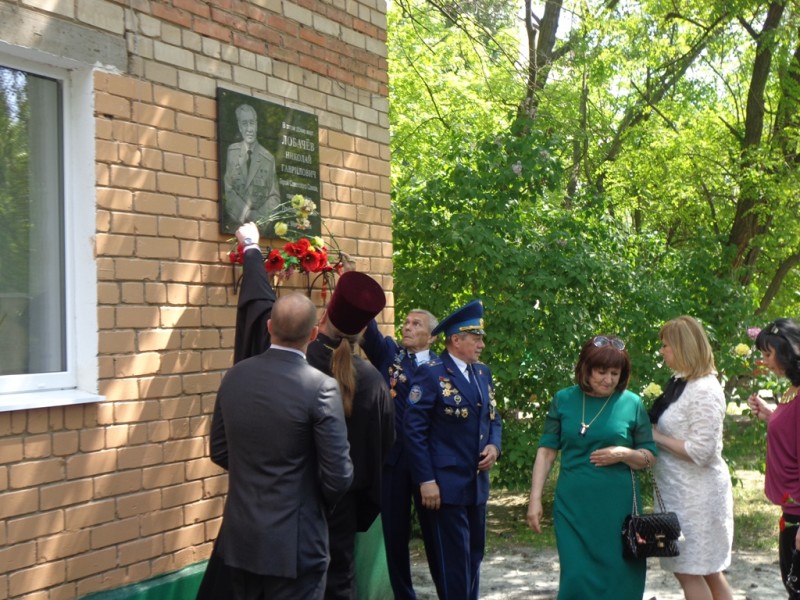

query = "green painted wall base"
[{"left": 80, "top": 561, "right": 206, "bottom": 600}]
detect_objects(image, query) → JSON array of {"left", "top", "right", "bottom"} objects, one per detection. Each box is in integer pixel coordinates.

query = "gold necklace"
[
  {"left": 780, "top": 386, "right": 799, "bottom": 404},
  {"left": 580, "top": 391, "right": 614, "bottom": 436}
]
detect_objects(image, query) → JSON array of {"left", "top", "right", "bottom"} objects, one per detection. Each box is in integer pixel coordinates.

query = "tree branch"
[{"left": 757, "top": 250, "right": 800, "bottom": 314}]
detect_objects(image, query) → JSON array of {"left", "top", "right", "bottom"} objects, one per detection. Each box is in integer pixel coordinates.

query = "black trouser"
[
  {"left": 780, "top": 514, "right": 800, "bottom": 599},
  {"left": 196, "top": 550, "right": 326, "bottom": 600},
  {"left": 326, "top": 492, "right": 357, "bottom": 600}
]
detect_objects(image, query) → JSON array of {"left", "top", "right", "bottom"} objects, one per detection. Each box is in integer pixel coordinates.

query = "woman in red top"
[{"left": 747, "top": 318, "right": 800, "bottom": 599}]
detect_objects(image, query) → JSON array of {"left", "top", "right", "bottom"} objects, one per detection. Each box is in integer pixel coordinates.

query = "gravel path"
[{"left": 411, "top": 547, "right": 787, "bottom": 599}]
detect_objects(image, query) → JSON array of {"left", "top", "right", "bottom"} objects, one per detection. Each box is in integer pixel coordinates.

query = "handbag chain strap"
[{"left": 628, "top": 450, "right": 667, "bottom": 515}]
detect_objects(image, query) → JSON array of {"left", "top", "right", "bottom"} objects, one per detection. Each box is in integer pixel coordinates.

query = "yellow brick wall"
[{"left": 0, "top": 0, "right": 392, "bottom": 597}]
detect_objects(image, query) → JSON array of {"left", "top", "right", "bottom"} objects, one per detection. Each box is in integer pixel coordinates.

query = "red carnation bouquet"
[{"left": 226, "top": 195, "right": 343, "bottom": 301}]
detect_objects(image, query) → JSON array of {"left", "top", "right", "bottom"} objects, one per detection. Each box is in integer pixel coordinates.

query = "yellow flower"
[
  {"left": 291, "top": 194, "right": 305, "bottom": 209},
  {"left": 734, "top": 343, "right": 751, "bottom": 357},
  {"left": 311, "top": 236, "right": 325, "bottom": 249},
  {"left": 274, "top": 222, "right": 288, "bottom": 237},
  {"left": 642, "top": 382, "right": 662, "bottom": 398}
]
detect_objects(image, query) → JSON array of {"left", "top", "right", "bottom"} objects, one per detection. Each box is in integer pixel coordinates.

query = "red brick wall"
[{"left": 0, "top": 0, "right": 392, "bottom": 597}]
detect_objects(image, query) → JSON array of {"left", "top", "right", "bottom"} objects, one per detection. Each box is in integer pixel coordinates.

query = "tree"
[{"left": 388, "top": 0, "right": 798, "bottom": 486}]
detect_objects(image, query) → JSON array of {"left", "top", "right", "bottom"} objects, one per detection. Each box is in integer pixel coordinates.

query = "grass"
[{"left": 479, "top": 411, "right": 778, "bottom": 555}]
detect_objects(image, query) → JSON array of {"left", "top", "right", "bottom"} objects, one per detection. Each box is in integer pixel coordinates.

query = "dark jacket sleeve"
[
  {"left": 233, "top": 247, "right": 277, "bottom": 364},
  {"left": 313, "top": 376, "right": 355, "bottom": 506},
  {"left": 360, "top": 319, "right": 398, "bottom": 374},
  {"left": 209, "top": 391, "right": 228, "bottom": 470}
]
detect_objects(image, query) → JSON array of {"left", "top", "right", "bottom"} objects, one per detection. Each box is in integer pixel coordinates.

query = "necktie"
[
  {"left": 408, "top": 351, "right": 417, "bottom": 368},
  {"left": 246, "top": 149, "right": 252, "bottom": 173},
  {"left": 469, "top": 365, "right": 484, "bottom": 403},
  {"left": 467, "top": 364, "right": 479, "bottom": 393}
]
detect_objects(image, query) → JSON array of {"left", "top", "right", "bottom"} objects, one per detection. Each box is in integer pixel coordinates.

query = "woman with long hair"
[{"left": 747, "top": 318, "right": 800, "bottom": 599}]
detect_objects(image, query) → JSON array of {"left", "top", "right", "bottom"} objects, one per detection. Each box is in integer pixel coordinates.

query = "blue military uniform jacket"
[
  {"left": 404, "top": 351, "right": 502, "bottom": 506},
  {"left": 361, "top": 320, "right": 437, "bottom": 465}
]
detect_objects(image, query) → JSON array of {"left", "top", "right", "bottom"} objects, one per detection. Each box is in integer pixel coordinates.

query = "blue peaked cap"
[{"left": 432, "top": 299, "right": 485, "bottom": 337}]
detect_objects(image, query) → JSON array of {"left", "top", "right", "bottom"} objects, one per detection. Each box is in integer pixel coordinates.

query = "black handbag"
[{"left": 621, "top": 467, "right": 682, "bottom": 559}]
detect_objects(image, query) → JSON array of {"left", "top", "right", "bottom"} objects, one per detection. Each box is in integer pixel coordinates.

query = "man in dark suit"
[
  {"left": 209, "top": 292, "right": 354, "bottom": 599},
  {"left": 404, "top": 300, "right": 502, "bottom": 600},
  {"left": 223, "top": 103, "right": 281, "bottom": 235},
  {"left": 360, "top": 311, "right": 439, "bottom": 599}
]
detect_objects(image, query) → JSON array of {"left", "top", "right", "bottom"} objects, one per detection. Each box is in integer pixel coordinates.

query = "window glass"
[{"left": 0, "top": 66, "right": 66, "bottom": 380}]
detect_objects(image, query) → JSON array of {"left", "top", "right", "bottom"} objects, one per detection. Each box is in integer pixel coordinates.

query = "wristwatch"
[{"left": 243, "top": 237, "right": 254, "bottom": 246}]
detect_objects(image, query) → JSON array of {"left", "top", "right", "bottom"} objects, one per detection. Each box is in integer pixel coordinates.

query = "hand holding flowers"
[{"left": 226, "top": 196, "right": 343, "bottom": 300}]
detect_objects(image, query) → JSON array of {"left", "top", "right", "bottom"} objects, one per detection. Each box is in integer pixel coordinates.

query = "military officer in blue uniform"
[
  {"left": 404, "top": 300, "right": 502, "bottom": 600},
  {"left": 361, "top": 310, "right": 440, "bottom": 599}
]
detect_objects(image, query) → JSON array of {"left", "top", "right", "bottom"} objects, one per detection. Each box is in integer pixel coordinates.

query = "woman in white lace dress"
[{"left": 649, "top": 316, "right": 734, "bottom": 600}]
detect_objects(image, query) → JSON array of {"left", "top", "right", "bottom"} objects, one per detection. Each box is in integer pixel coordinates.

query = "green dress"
[
  {"left": 354, "top": 516, "right": 393, "bottom": 600},
  {"left": 539, "top": 385, "right": 656, "bottom": 600}
]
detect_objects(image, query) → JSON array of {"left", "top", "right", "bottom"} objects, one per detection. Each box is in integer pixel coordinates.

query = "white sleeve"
[{"left": 683, "top": 378, "right": 725, "bottom": 467}]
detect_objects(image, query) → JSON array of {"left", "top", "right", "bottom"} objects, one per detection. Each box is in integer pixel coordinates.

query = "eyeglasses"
[{"left": 592, "top": 336, "right": 625, "bottom": 351}]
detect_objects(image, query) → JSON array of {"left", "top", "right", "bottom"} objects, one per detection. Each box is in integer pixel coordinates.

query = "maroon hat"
[{"left": 326, "top": 271, "right": 386, "bottom": 335}]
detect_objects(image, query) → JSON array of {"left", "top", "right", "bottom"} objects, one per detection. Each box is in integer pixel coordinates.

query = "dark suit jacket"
[
  {"left": 211, "top": 348, "right": 354, "bottom": 578},
  {"left": 404, "top": 351, "right": 502, "bottom": 506}
]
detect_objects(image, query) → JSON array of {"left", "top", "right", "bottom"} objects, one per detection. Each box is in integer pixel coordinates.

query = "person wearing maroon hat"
[{"left": 306, "top": 271, "right": 396, "bottom": 600}]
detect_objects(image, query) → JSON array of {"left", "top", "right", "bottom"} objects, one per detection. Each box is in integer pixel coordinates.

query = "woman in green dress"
[{"left": 526, "top": 335, "right": 657, "bottom": 599}]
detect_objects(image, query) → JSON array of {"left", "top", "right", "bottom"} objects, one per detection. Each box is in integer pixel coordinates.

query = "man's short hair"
[
  {"left": 445, "top": 331, "right": 481, "bottom": 348},
  {"left": 235, "top": 103, "right": 257, "bottom": 122},
  {"left": 409, "top": 309, "right": 438, "bottom": 334},
  {"left": 270, "top": 293, "right": 317, "bottom": 345}
]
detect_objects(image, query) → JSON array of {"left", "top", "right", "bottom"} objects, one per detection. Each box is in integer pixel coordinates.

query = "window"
[{"left": 0, "top": 52, "right": 100, "bottom": 411}]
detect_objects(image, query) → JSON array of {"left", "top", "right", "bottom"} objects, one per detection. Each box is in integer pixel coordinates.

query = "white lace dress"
[{"left": 653, "top": 373, "right": 733, "bottom": 574}]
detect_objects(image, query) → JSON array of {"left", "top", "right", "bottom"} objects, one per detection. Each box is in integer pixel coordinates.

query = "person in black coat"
[
  {"left": 307, "top": 271, "right": 395, "bottom": 599},
  {"left": 200, "top": 224, "right": 394, "bottom": 600}
]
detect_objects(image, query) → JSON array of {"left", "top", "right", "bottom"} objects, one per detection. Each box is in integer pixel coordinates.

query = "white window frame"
[{"left": 0, "top": 45, "right": 102, "bottom": 412}]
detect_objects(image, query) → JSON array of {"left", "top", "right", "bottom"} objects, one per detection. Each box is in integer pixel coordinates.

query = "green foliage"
[
  {"left": 388, "top": 0, "right": 800, "bottom": 488},
  {"left": 394, "top": 116, "right": 757, "bottom": 488}
]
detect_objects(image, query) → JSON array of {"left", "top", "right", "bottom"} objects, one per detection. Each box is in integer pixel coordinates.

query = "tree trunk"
[{"left": 726, "top": 2, "right": 785, "bottom": 272}]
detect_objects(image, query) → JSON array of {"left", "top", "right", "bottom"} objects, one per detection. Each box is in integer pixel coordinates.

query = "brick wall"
[{"left": 0, "top": 0, "right": 392, "bottom": 597}]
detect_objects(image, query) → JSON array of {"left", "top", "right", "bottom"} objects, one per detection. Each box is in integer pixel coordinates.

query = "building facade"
[{"left": 0, "top": 0, "right": 392, "bottom": 597}]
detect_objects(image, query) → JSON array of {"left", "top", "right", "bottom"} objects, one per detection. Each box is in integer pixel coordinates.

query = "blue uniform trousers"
[
  {"left": 420, "top": 502, "right": 486, "bottom": 600},
  {"left": 380, "top": 452, "right": 441, "bottom": 599}
]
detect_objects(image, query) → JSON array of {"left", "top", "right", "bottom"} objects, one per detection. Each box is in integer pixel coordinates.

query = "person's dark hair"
[
  {"left": 574, "top": 335, "right": 631, "bottom": 393},
  {"left": 270, "top": 293, "right": 317, "bottom": 346},
  {"left": 755, "top": 318, "right": 800, "bottom": 386}
]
